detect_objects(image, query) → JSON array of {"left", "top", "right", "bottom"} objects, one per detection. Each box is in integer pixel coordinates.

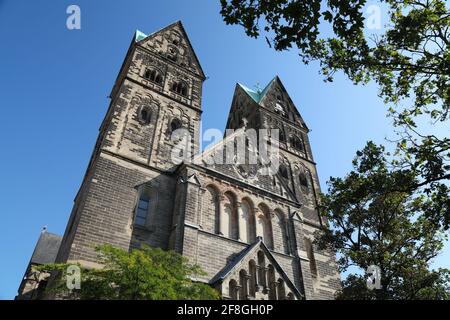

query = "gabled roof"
[
  {"left": 238, "top": 76, "right": 309, "bottom": 130},
  {"left": 133, "top": 21, "right": 206, "bottom": 79},
  {"left": 210, "top": 237, "right": 303, "bottom": 299}
]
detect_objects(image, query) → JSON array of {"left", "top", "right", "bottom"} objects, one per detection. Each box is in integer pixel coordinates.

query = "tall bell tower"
[
  {"left": 55, "top": 21, "right": 206, "bottom": 266},
  {"left": 105, "top": 21, "right": 205, "bottom": 170},
  {"left": 225, "top": 76, "right": 322, "bottom": 220}
]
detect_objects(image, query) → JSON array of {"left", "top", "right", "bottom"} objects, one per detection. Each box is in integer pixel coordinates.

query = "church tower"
[
  {"left": 196, "top": 77, "right": 338, "bottom": 299},
  {"left": 225, "top": 77, "right": 321, "bottom": 216},
  {"left": 18, "top": 21, "right": 341, "bottom": 300},
  {"left": 55, "top": 21, "right": 205, "bottom": 265}
]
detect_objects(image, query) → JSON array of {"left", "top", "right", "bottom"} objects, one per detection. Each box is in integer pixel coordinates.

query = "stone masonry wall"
[{"left": 62, "top": 152, "right": 176, "bottom": 265}]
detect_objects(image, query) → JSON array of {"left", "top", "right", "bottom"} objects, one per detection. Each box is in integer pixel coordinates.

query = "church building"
[{"left": 17, "top": 21, "right": 341, "bottom": 300}]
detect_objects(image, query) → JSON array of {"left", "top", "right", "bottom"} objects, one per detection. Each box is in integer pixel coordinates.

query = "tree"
[
  {"left": 220, "top": 0, "right": 450, "bottom": 228},
  {"left": 220, "top": 0, "right": 448, "bottom": 122},
  {"left": 38, "top": 244, "right": 220, "bottom": 300},
  {"left": 316, "top": 141, "right": 450, "bottom": 299}
]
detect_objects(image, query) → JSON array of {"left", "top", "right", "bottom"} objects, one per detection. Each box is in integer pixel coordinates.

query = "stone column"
[
  {"left": 197, "top": 187, "right": 206, "bottom": 227},
  {"left": 235, "top": 285, "right": 242, "bottom": 300},
  {"left": 217, "top": 195, "right": 224, "bottom": 235},
  {"left": 244, "top": 274, "right": 252, "bottom": 299},
  {"left": 257, "top": 264, "right": 268, "bottom": 291},
  {"left": 262, "top": 266, "right": 269, "bottom": 293},
  {"left": 255, "top": 265, "right": 264, "bottom": 292},
  {"left": 239, "top": 274, "right": 249, "bottom": 300},
  {"left": 265, "top": 209, "right": 275, "bottom": 250},
  {"left": 254, "top": 208, "right": 263, "bottom": 240},
  {"left": 236, "top": 201, "right": 246, "bottom": 242}
]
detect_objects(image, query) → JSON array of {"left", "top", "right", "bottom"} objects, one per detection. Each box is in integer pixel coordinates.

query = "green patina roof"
[
  {"left": 238, "top": 77, "right": 276, "bottom": 104},
  {"left": 135, "top": 29, "right": 147, "bottom": 42},
  {"left": 131, "top": 22, "right": 206, "bottom": 79}
]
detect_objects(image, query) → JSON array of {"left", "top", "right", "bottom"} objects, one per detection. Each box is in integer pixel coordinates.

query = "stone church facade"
[{"left": 17, "top": 21, "right": 340, "bottom": 300}]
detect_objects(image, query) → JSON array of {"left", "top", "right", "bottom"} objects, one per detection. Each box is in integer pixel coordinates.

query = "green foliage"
[
  {"left": 220, "top": 0, "right": 449, "bottom": 121},
  {"left": 316, "top": 142, "right": 450, "bottom": 299},
  {"left": 220, "top": 1, "right": 450, "bottom": 298},
  {"left": 37, "top": 245, "right": 220, "bottom": 300}
]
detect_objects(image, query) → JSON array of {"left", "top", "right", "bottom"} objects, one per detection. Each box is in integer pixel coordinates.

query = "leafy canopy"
[
  {"left": 220, "top": 0, "right": 449, "bottom": 121},
  {"left": 220, "top": 0, "right": 450, "bottom": 229},
  {"left": 316, "top": 141, "right": 450, "bottom": 299}
]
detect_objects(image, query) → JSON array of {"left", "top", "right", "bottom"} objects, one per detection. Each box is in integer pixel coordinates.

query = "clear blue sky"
[{"left": 0, "top": 0, "right": 448, "bottom": 299}]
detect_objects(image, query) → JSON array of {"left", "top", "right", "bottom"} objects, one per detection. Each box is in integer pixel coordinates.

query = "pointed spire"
[
  {"left": 133, "top": 21, "right": 205, "bottom": 79},
  {"left": 134, "top": 29, "right": 147, "bottom": 42},
  {"left": 238, "top": 77, "right": 276, "bottom": 104}
]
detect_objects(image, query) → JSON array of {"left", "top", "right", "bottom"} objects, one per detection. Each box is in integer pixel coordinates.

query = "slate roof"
[
  {"left": 30, "top": 231, "right": 62, "bottom": 265},
  {"left": 209, "top": 239, "right": 260, "bottom": 284}
]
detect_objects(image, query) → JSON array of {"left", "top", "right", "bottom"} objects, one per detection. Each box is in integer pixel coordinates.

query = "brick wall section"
[
  {"left": 60, "top": 152, "right": 176, "bottom": 264},
  {"left": 173, "top": 166, "right": 340, "bottom": 299},
  {"left": 272, "top": 211, "right": 288, "bottom": 254},
  {"left": 302, "top": 224, "right": 341, "bottom": 299},
  {"left": 101, "top": 79, "right": 201, "bottom": 172},
  {"left": 201, "top": 186, "right": 219, "bottom": 234},
  {"left": 168, "top": 174, "right": 187, "bottom": 253},
  {"left": 190, "top": 230, "right": 251, "bottom": 281}
]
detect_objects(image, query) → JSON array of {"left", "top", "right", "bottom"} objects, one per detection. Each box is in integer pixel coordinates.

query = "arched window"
[
  {"left": 229, "top": 279, "right": 238, "bottom": 300},
  {"left": 257, "top": 251, "right": 266, "bottom": 288},
  {"left": 256, "top": 205, "right": 273, "bottom": 250},
  {"left": 304, "top": 237, "right": 318, "bottom": 277},
  {"left": 221, "top": 192, "right": 238, "bottom": 240},
  {"left": 299, "top": 171, "right": 308, "bottom": 188},
  {"left": 139, "top": 106, "right": 151, "bottom": 124},
  {"left": 299, "top": 173, "right": 312, "bottom": 196},
  {"left": 279, "top": 164, "right": 289, "bottom": 180},
  {"left": 276, "top": 279, "right": 286, "bottom": 300},
  {"left": 170, "top": 118, "right": 182, "bottom": 133},
  {"left": 273, "top": 210, "right": 289, "bottom": 254},
  {"left": 238, "top": 200, "right": 255, "bottom": 243},
  {"left": 135, "top": 190, "right": 151, "bottom": 226},
  {"left": 171, "top": 81, "right": 188, "bottom": 96},
  {"left": 290, "top": 135, "right": 304, "bottom": 151},
  {"left": 298, "top": 166, "right": 312, "bottom": 194},
  {"left": 143, "top": 68, "right": 163, "bottom": 85},
  {"left": 248, "top": 260, "right": 257, "bottom": 297}
]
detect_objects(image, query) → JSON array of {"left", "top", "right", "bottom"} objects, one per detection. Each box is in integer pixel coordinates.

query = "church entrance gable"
[{"left": 210, "top": 238, "right": 302, "bottom": 300}]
